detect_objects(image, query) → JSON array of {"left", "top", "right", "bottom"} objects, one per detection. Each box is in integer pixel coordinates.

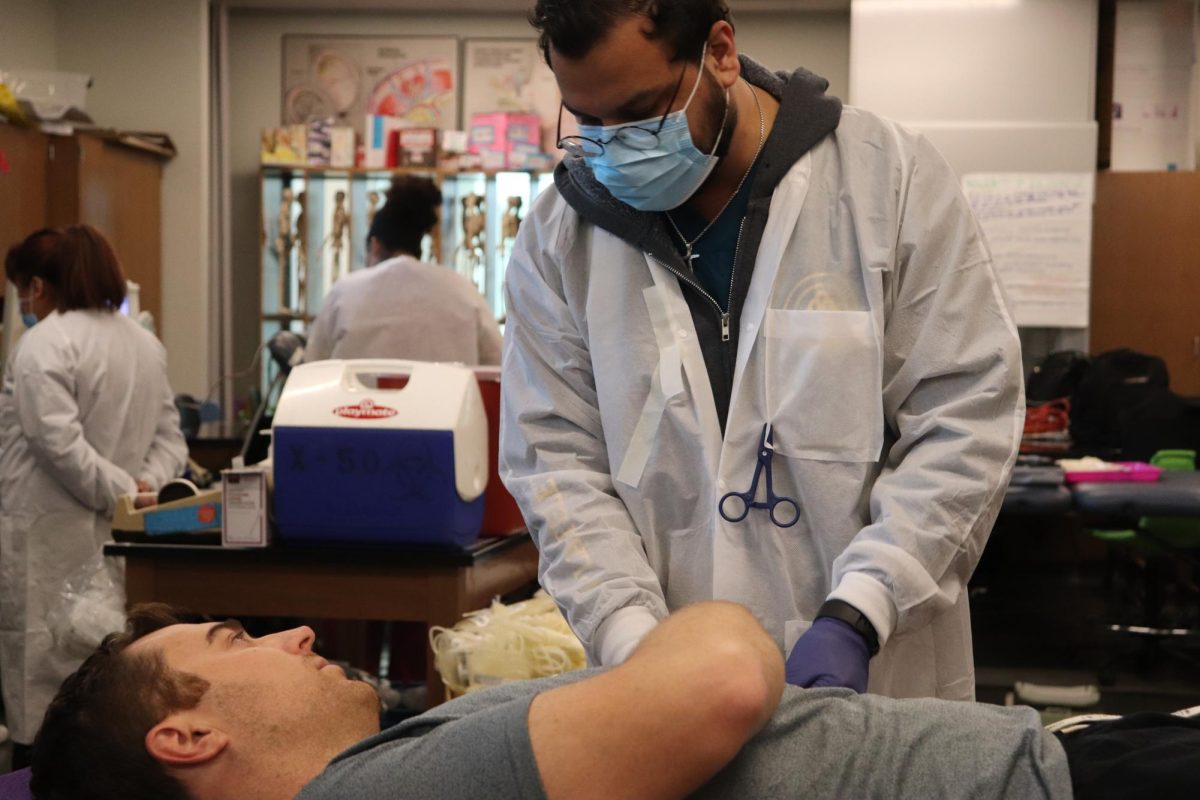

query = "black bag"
[
  {"left": 1068, "top": 349, "right": 1200, "bottom": 459},
  {"left": 1026, "top": 350, "right": 1092, "bottom": 404}
]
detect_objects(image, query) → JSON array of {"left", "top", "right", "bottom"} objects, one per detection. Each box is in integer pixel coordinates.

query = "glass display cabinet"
[{"left": 259, "top": 165, "right": 553, "bottom": 389}]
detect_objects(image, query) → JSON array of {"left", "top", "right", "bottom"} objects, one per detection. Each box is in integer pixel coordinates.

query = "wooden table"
[{"left": 104, "top": 535, "right": 539, "bottom": 707}]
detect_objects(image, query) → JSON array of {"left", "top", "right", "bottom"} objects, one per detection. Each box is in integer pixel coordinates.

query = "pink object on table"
[{"left": 1062, "top": 462, "right": 1164, "bottom": 484}]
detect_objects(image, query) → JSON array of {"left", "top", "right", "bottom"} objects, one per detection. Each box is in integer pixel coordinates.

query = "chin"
[
  {"left": 320, "top": 681, "right": 381, "bottom": 735},
  {"left": 348, "top": 677, "right": 382, "bottom": 707}
]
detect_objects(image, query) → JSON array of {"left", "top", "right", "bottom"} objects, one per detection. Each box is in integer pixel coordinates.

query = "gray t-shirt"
[{"left": 297, "top": 671, "right": 1074, "bottom": 799}]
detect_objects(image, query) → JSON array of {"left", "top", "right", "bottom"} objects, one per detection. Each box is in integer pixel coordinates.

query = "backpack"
[
  {"left": 1068, "top": 349, "right": 1200, "bottom": 459},
  {"left": 1026, "top": 351, "right": 1092, "bottom": 404}
]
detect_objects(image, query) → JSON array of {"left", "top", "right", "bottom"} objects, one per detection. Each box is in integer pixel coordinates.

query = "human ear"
[
  {"left": 705, "top": 21, "right": 740, "bottom": 89},
  {"left": 145, "top": 715, "right": 230, "bottom": 766}
]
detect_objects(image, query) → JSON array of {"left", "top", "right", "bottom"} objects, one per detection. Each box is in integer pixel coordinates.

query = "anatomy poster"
[
  {"left": 283, "top": 35, "right": 460, "bottom": 136},
  {"left": 463, "top": 38, "right": 568, "bottom": 153}
]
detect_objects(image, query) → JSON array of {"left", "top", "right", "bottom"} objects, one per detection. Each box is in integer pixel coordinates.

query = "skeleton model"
[
  {"left": 499, "top": 195, "right": 524, "bottom": 288},
  {"left": 366, "top": 190, "right": 381, "bottom": 231},
  {"left": 501, "top": 195, "right": 523, "bottom": 243},
  {"left": 275, "top": 186, "right": 296, "bottom": 313},
  {"left": 329, "top": 190, "right": 350, "bottom": 284},
  {"left": 294, "top": 191, "right": 309, "bottom": 316},
  {"left": 456, "top": 193, "right": 487, "bottom": 292}
]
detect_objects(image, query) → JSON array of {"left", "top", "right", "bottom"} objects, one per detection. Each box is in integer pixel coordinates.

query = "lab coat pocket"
[{"left": 762, "top": 309, "right": 883, "bottom": 463}]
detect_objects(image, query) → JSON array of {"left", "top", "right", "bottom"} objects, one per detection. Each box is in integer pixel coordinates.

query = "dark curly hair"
[
  {"left": 529, "top": 0, "right": 733, "bottom": 64},
  {"left": 367, "top": 175, "right": 443, "bottom": 259},
  {"left": 31, "top": 604, "right": 210, "bottom": 800}
]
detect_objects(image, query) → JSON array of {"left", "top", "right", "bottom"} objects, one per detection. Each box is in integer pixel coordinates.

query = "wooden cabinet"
[
  {"left": 1090, "top": 171, "right": 1200, "bottom": 395},
  {"left": 0, "top": 123, "right": 49, "bottom": 259},
  {"left": 47, "top": 133, "right": 164, "bottom": 326},
  {"left": 0, "top": 126, "right": 165, "bottom": 326}
]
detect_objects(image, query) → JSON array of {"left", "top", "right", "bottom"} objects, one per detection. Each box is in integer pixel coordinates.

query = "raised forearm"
[{"left": 528, "top": 602, "right": 784, "bottom": 800}]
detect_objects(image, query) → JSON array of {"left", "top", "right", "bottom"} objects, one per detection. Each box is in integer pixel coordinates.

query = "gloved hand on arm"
[{"left": 784, "top": 617, "right": 871, "bottom": 692}]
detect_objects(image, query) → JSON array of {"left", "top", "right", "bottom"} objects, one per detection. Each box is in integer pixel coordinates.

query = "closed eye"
[{"left": 206, "top": 619, "right": 248, "bottom": 648}]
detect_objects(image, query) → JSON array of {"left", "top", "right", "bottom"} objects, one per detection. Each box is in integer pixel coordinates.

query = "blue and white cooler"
[{"left": 271, "top": 360, "right": 488, "bottom": 547}]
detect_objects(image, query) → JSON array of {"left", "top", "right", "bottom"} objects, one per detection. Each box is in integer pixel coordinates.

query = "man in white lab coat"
[{"left": 500, "top": 0, "right": 1023, "bottom": 699}]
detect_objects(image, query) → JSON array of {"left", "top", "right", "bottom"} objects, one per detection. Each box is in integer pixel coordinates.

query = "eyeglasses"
[{"left": 555, "top": 52, "right": 695, "bottom": 159}]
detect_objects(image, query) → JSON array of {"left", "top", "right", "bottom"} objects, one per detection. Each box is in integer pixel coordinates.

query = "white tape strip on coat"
[{"left": 616, "top": 285, "right": 684, "bottom": 488}]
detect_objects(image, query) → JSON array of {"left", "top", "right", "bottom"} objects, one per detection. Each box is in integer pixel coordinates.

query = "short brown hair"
[
  {"left": 31, "top": 605, "right": 210, "bottom": 800},
  {"left": 4, "top": 224, "right": 127, "bottom": 312}
]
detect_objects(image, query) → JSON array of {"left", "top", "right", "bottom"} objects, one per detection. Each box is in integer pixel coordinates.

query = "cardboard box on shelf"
[
  {"left": 330, "top": 127, "right": 355, "bottom": 168},
  {"left": 261, "top": 125, "right": 307, "bottom": 166},
  {"left": 477, "top": 149, "right": 507, "bottom": 171},
  {"left": 395, "top": 127, "right": 438, "bottom": 167},
  {"left": 439, "top": 152, "right": 484, "bottom": 172},
  {"left": 468, "top": 112, "right": 543, "bottom": 170},
  {"left": 306, "top": 118, "right": 333, "bottom": 166},
  {"left": 441, "top": 129, "right": 469, "bottom": 154},
  {"left": 509, "top": 149, "right": 556, "bottom": 172},
  {"left": 365, "top": 114, "right": 410, "bottom": 168}
]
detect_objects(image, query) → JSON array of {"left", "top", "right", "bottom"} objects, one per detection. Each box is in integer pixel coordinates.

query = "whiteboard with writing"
[{"left": 962, "top": 172, "right": 1094, "bottom": 329}]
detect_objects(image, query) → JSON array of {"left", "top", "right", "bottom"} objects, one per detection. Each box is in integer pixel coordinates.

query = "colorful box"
[
  {"left": 441, "top": 129, "right": 469, "bottom": 154},
  {"left": 306, "top": 118, "right": 333, "bottom": 166},
  {"left": 330, "top": 127, "right": 355, "bottom": 168},
  {"left": 365, "top": 114, "right": 410, "bottom": 168},
  {"left": 395, "top": 127, "right": 438, "bottom": 167},
  {"left": 509, "top": 149, "right": 556, "bottom": 172},
  {"left": 440, "top": 152, "right": 484, "bottom": 172},
  {"left": 468, "top": 112, "right": 542, "bottom": 169},
  {"left": 260, "top": 124, "right": 307, "bottom": 166}
]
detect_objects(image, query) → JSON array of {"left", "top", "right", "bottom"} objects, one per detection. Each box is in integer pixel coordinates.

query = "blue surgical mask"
[
  {"left": 578, "top": 46, "right": 728, "bottom": 212},
  {"left": 18, "top": 296, "right": 38, "bottom": 329}
]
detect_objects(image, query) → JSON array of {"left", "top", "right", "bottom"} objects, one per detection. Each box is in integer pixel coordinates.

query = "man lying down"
[{"left": 30, "top": 602, "right": 1199, "bottom": 800}]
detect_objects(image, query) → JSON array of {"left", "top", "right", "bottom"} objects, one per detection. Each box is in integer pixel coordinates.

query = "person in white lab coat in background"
[
  {"left": 304, "top": 176, "right": 503, "bottom": 365},
  {"left": 0, "top": 225, "right": 187, "bottom": 767}
]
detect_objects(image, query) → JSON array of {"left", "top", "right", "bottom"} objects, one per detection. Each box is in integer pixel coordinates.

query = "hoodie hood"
[{"left": 553, "top": 55, "right": 843, "bottom": 263}]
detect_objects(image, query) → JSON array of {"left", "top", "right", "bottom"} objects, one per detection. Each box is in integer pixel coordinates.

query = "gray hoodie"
[{"left": 552, "top": 56, "right": 843, "bottom": 430}]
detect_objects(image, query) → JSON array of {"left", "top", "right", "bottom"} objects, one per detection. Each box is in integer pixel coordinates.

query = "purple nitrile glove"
[{"left": 784, "top": 617, "right": 870, "bottom": 692}]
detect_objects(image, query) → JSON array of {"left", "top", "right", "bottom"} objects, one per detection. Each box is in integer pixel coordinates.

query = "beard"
[{"left": 694, "top": 67, "right": 737, "bottom": 159}]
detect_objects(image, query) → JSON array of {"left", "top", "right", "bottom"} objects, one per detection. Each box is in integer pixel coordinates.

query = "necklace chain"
[{"left": 666, "top": 78, "right": 765, "bottom": 263}]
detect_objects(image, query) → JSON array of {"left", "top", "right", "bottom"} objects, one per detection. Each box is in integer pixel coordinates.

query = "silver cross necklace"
[{"left": 666, "top": 78, "right": 766, "bottom": 265}]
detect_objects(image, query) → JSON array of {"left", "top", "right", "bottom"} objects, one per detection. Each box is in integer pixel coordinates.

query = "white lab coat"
[
  {"left": 0, "top": 310, "right": 187, "bottom": 743},
  {"left": 500, "top": 107, "right": 1024, "bottom": 700},
  {"left": 304, "top": 255, "right": 503, "bottom": 365}
]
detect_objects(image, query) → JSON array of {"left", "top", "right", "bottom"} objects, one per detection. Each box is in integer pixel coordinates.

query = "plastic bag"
[
  {"left": 47, "top": 553, "right": 127, "bottom": 659},
  {"left": 430, "top": 591, "right": 585, "bottom": 696}
]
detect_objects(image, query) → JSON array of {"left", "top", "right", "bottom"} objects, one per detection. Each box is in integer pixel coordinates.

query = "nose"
[{"left": 264, "top": 625, "right": 316, "bottom": 655}]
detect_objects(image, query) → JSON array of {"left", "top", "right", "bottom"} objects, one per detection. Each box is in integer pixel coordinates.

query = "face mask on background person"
[
  {"left": 575, "top": 44, "right": 729, "bottom": 212},
  {"left": 18, "top": 294, "right": 38, "bottom": 328}
]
